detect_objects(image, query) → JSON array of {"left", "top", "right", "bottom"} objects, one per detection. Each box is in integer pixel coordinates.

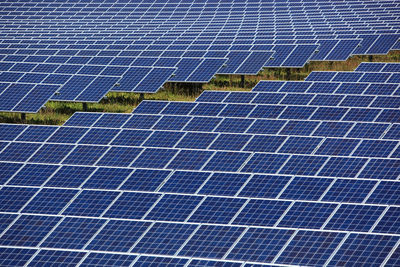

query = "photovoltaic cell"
[
  {"left": 132, "top": 222, "right": 198, "bottom": 255},
  {"left": 227, "top": 228, "right": 294, "bottom": 262},
  {"left": 233, "top": 199, "right": 291, "bottom": 227},
  {"left": 178, "top": 225, "right": 244, "bottom": 258},
  {"left": 276, "top": 231, "right": 346, "bottom": 266},
  {"left": 145, "top": 194, "right": 203, "bottom": 222},
  {"left": 86, "top": 220, "right": 151, "bottom": 252},
  {"left": 328, "top": 234, "right": 399, "bottom": 266}
]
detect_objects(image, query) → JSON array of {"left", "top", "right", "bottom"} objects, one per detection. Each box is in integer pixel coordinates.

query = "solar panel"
[
  {"left": 1, "top": 1, "right": 400, "bottom": 265},
  {"left": 0, "top": 83, "right": 59, "bottom": 113},
  {"left": 366, "top": 34, "right": 400, "bottom": 54}
]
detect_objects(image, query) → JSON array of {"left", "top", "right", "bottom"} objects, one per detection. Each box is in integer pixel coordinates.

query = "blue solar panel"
[
  {"left": 199, "top": 173, "right": 249, "bottom": 196},
  {"left": 318, "top": 157, "right": 367, "bottom": 178},
  {"left": 242, "top": 153, "right": 289, "bottom": 174},
  {"left": 188, "top": 58, "right": 226, "bottom": 82},
  {"left": 311, "top": 40, "right": 339, "bottom": 60},
  {"left": 196, "top": 91, "right": 229, "bottom": 102},
  {"left": 0, "top": 215, "right": 61, "bottom": 247},
  {"left": 236, "top": 51, "right": 274, "bottom": 74},
  {"left": 16, "top": 125, "right": 57, "bottom": 142},
  {"left": 0, "top": 248, "right": 36, "bottom": 267},
  {"left": 329, "top": 234, "right": 399, "bottom": 266},
  {"left": 1, "top": 2, "right": 400, "bottom": 265},
  {"left": 316, "top": 138, "right": 359, "bottom": 156},
  {"left": 86, "top": 220, "right": 150, "bottom": 252},
  {"left": 82, "top": 253, "right": 137, "bottom": 266},
  {"left": 29, "top": 143, "right": 74, "bottom": 163},
  {"left": 252, "top": 81, "right": 285, "bottom": 92},
  {"left": 29, "top": 250, "right": 86, "bottom": 266},
  {"left": 47, "top": 126, "right": 88, "bottom": 143},
  {"left": 278, "top": 202, "right": 337, "bottom": 228},
  {"left": 280, "top": 155, "right": 327, "bottom": 176},
  {"left": 218, "top": 51, "right": 252, "bottom": 74},
  {"left": 41, "top": 217, "right": 106, "bottom": 249},
  {"left": 347, "top": 122, "right": 388, "bottom": 139},
  {"left": 279, "top": 136, "right": 322, "bottom": 154},
  {"left": 228, "top": 228, "right": 294, "bottom": 262},
  {"left": 104, "top": 192, "right": 161, "bottom": 219},
  {"left": 264, "top": 45, "right": 295, "bottom": 67},
  {"left": 281, "top": 44, "right": 318, "bottom": 67},
  {"left": 152, "top": 115, "right": 190, "bottom": 130},
  {"left": 134, "top": 256, "right": 188, "bottom": 266},
  {"left": 145, "top": 195, "right": 203, "bottom": 221},
  {"left": 134, "top": 67, "right": 176, "bottom": 93},
  {"left": 168, "top": 58, "right": 202, "bottom": 82},
  {"left": 189, "top": 197, "right": 246, "bottom": 224},
  {"left": 356, "top": 62, "right": 386, "bottom": 72},
  {"left": 375, "top": 207, "right": 400, "bottom": 234},
  {"left": 367, "top": 34, "right": 400, "bottom": 54},
  {"left": 0, "top": 142, "right": 41, "bottom": 162},
  {"left": 120, "top": 169, "right": 170, "bottom": 191},
  {"left": 279, "top": 231, "right": 345, "bottom": 266},
  {"left": 280, "top": 177, "right": 332, "bottom": 201},
  {"left": 325, "top": 204, "right": 385, "bottom": 232},
  {"left": 62, "top": 145, "right": 108, "bottom": 165},
  {"left": 0, "top": 124, "right": 26, "bottom": 141},
  {"left": 144, "top": 131, "right": 184, "bottom": 148},
  {"left": 162, "top": 102, "right": 196, "bottom": 115},
  {"left": 325, "top": 39, "right": 361, "bottom": 60},
  {"left": 63, "top": 112, "right": 102, "bottom": 127},
  {"left": 45, "top": 165, "right": 95, "bottom": 188},
  {"left": 93, "top": 113, "right": 131, "bottom": 128},
  {"left": 178, "top": 225, "right": 244, "bottom": 258},
  {"left": 63, "top": 190, "right": 120, "bottom": 216},
  {"left": 132, "top": 222, "right": 198, "bottom": 255},
  {"left": 167, "top": 149, "right": 213, "bottom": 170},
  {"left": 359, "top": 158, "right": 400, "bottom": 179},
  {"left": 233, "top": 199, "right": 291, "bottom": 227},
  {"left": 247, "top": 119, "right": 286, "bottom": 134},
  {"left": 132, "top": 148, "right": 177, "bottom": 169},
  {"left": 22, "top": 188, "right": 78, "bottom": 214},
  {"left": 111, "top": 129, "right": 151, "bottom": 146},
  {"left": 82, "top": 167, "right": 133, "bottom": 190}
]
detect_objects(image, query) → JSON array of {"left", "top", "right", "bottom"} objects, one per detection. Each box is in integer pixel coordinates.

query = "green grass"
[{"left": 1, "top": 51, "right": 399, "bottom": 125}]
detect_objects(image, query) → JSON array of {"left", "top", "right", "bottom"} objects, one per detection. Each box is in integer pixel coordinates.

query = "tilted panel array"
[
  {"left": 0, "top": 0, "right": 400, "bottom": 112},
  {"left": 356, "top": 62, "right": 400, "bottom": 73},
  {"left": 1, "top": 61, "right": 400, "bottom": 265}
]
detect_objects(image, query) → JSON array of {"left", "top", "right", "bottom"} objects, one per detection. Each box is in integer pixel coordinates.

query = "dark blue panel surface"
[
  {"left": 0, "top": 215, "right": 60, "bottom": 247},
  {"left": 145, "top": 194, "right": 203, "bottom": 222},
  {"left": 203, "top": 151, "right": 250, "bottom": 172},
  {"left": 167, "top": 150, "right": 213, "bottom": 170},
  {"left": 63, "top": 190, "right": 120, "bottom": 216},
  {"left": 160, "top": 171, "right": 210, "bottom": 194},
  {"left": 41, "top": 217, "right": 106, "bottom": 249},
  {"left": 87, "top": 220, "right": 150, "bottom": 252},
  {"left": 328, "top": 234, "right": 399, "bottom": 266},
  {"left": 227, "top": 228, "right": 294, "bottom": 262},
  {"left": 199, "top": 173, "right": 249, "bottom": 196},
  {"left": 105, "top": 192, "right": 161, "bottom": 219},
  {"left": 29, "top": 250, "right": 86, "bottom": 267},
  {"left": 83, "top": 167, "right": 133, "bottom": 190},
  {"left": 132, "top": 222, "right": 198, "bottom": 255},
  {"left": 22, "top": 188, "right": 77, "bottom": 215},
  {"left": 188, "top": 197, "right": 246, "bottom": 224},
  {"left": 278, "top": 202, "right": 337, "bottom": 228},
  {"left": 277, "top": 231, "right": 346, "bottom": 266},
  {"left": 178, "top": 225, "right": 244, "bottom": 258},
  {"left": 120, "top": 169, "right": 170, "bottom": 191},
  {"left": 233, "top": 199, "right": 291, "bottom": 227},
  {"left": 325, "top": 204, "right": 385, "bottom": 232}
]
